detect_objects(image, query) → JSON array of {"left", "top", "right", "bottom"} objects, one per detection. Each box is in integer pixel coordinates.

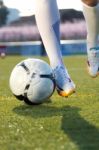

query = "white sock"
[
  {"left": 35, "top": 0, "right": 63, "bottom": 69},
  {"left": 82, "top": 3, "right": 99, "bottom": 53}
]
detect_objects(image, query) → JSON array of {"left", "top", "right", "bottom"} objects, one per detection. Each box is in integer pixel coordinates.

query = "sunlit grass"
[{"left": 0, "top": 55, "right": 99, "bottom": 150}]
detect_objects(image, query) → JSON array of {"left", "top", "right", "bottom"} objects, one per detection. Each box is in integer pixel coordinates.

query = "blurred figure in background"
[
  {"left": 0, "top": 45, "right": 6, "bottom": 58},
  {"left": 35, "top": 0, "right": 99, "bottom": 97},
  {"left": 0, "top": 0, "right": 8, "bottom": 59}
]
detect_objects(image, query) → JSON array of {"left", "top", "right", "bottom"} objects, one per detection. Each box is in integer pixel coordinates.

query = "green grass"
[{"left": 0, "top": 55, "right": 99, "bottom": 150}]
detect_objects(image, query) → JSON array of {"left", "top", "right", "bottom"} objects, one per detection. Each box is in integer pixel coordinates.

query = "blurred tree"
[{"left": 0, "top": 0, "right": 9, "bottom": 27}]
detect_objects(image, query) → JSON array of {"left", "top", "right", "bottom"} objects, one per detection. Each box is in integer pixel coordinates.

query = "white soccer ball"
[{"left": 9, "top": 58, "right": 55, "bottom": 105}]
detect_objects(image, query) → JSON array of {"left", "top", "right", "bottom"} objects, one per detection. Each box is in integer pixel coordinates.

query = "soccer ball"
[{"left": 9, "top": 58, "right": 55, "bottom": 105}]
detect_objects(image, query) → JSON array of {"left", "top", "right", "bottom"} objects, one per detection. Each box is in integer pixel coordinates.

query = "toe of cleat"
[{"left": 57, "top": 88, "right": 75, "bottom": 97}]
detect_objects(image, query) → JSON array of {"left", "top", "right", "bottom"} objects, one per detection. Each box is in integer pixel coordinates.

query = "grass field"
[{"left": 0, "top": 55, "right": 99, "bottom": 150}]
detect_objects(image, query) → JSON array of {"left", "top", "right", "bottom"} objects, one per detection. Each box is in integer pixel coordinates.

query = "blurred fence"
[{"left": 0, "top": 40, "right": 87, "bottom": 56}]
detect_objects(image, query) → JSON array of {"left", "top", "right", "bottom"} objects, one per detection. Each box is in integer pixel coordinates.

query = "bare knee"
[{"left": 81, "top": 0, "right": 98, "bottom": 6}]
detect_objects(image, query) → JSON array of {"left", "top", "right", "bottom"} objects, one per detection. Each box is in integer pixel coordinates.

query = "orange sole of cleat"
[{"left": 57, "top": 89, "right": 75, "bottom": 97}]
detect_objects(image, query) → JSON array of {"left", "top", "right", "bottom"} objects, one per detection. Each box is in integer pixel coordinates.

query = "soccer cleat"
[
  {"left": 87, "top": 47, "right": 99, "bottom": 78},
  {"left": 53, "top": 65, "right": 75, "bottom": 97}
]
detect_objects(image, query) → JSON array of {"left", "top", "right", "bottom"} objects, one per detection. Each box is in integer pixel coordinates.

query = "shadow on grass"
[{"left": 13, "top": 104, "right": 99, "bottom": 150}]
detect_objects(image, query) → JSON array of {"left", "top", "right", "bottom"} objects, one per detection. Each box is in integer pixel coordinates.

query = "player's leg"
[
  {"left": 82, "top": 0, "right": 99, "bottom": 77},
  {"left": 35, "top": 0, "right": 75, "bottom": 97}
]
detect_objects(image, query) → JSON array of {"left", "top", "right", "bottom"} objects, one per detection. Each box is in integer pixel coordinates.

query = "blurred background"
[{"left": 0, "top": 0, "right": 87, "bottom": 57}]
